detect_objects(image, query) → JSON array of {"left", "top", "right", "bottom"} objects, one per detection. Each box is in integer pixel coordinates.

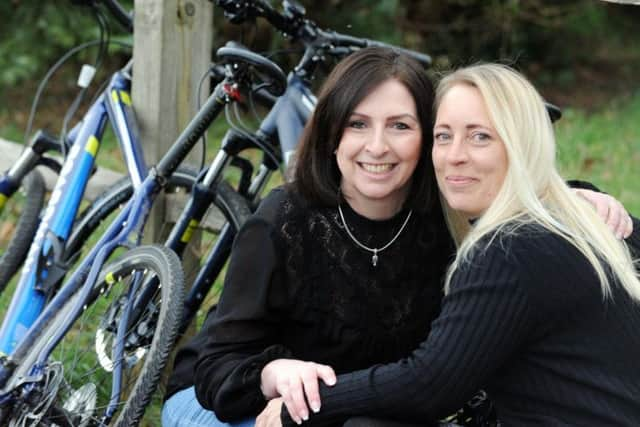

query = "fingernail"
[
  {"left": 301, "top": 410, "right": 309, "bottom": 421},
  {"left": 295, "top": 417, "right": 302, "bottom": 425},
  {"left": 311, "top": 402, "right": 321, "bottom": 413},
  {"left": 327, "top": 378, "right": 336, "bottom": 386}
]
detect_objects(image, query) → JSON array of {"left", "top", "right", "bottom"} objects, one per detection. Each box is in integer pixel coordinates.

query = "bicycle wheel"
[
  {"left": 5, "top": 244, "right": 184, "bottom": 427},
  {"left": 0, "top": 169, "right": 46, "bottom": 288}
]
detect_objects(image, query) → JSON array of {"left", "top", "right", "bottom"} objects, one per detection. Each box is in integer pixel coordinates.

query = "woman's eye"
[
  {"left": 347, "top": 120, "right": 366, "bottom": 129},
  {"left": 391, "top": 122, "right": 410, "bottom": 130},
  {"left": 470, "top": 132, "right": 491, "bottom": 143},
  {"left": 434, "top": 133, "right": 451, "bottom": 143}
]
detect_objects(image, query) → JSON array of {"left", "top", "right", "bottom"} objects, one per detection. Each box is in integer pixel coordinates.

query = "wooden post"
[
  {"left": 131, "top": 0, "right": 214, "bottom": 396},
  {"left": 132, "top": 0, "right": 213, "bottom": 242}
]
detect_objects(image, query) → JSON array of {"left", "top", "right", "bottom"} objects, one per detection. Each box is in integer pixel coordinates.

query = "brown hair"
[{"left": 291, "top": 46, "right": 437, "bottom": 212}]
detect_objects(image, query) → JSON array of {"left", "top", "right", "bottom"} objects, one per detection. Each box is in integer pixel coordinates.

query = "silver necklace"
[{"left": 337, "top": 204, "right": 413, "bottom": 267}]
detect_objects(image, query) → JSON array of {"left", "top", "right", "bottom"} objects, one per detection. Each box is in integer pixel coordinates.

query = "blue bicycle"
[{"left": 0, "top": 31, "right": 289, "bottom": 425}]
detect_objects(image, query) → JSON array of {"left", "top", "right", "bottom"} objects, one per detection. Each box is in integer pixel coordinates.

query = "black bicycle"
[{"left": 74, "top": 0, "right": 433, "bottom": 336}]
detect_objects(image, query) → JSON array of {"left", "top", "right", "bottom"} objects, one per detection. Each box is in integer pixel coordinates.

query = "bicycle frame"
[
  {"left": 111, "top": 72, "right": 316, "bottom": 334},
  {"left": 257, "top": 74, "right": 316, "bottom": 167},
  {"left": 0, "top": 68, "right": 147, "bottom": 356},
  {"left": 175, "top": 72, "right": 315, "bottom": 329}
]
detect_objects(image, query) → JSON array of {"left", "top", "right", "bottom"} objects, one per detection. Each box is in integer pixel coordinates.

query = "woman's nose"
[
  {"left": 365, "top": 126, "right": 389, "bottom": 156},
  {"left": 446, "top": 137, "right": 468, "bottom": 164}
]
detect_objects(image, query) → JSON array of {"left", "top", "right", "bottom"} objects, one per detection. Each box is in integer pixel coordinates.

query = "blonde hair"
[{"left": 436, "top": 63, "right": 640, "bottom": 300}]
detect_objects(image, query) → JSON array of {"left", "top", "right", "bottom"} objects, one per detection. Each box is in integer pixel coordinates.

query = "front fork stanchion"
[
  {"left": 101, "top": 172, "right": 165, "bottom": 421},
  {"left": 103, "top": 268, "right": 144, "bottom": 423},
  {"left": 180, "top": 222, "right": 235, "bottom": 331}
]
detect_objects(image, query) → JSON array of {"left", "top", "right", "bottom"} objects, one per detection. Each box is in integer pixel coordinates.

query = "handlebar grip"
[{"left": 216, "top": 44, "right": 287, "bottom": 97}]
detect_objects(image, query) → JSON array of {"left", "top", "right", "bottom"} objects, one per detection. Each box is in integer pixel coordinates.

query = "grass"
[{"left": 555, "top": 92, "right": 640, "bottom": 214}]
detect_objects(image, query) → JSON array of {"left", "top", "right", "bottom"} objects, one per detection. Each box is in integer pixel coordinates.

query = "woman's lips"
[
  {"left": 446, "top": 175, "right": 477, "bottom": 186},
  {"left": 359, "top": 162, "right": 396, "bottom": 174}
]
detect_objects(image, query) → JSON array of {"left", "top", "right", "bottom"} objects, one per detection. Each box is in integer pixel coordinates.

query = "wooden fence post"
[
  {"left": 131, "top": 1, "right": 214, "bottom": 392},
  {"left": 132, "top": 0, "right": 213, "bottom": 243}
]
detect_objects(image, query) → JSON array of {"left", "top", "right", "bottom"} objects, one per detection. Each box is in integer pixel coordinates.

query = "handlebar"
[
  {"left": 315, "top": 29, "right": 432, "bottom": 66},
  {"left": 214, "top": 0, "right": 432, "bottom": 69},
  {"left": 545, "top": 102, "right": 562, "bottom": 123}
]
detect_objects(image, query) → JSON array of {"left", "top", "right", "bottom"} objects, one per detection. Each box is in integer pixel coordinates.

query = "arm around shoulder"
[{"left": 281, "top": 240, "right": 536, "bottom": 426}]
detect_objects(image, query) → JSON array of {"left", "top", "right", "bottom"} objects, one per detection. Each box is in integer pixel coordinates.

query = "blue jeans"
[{"left": 162, "top": 386, "right": 255, "bottom": 427}]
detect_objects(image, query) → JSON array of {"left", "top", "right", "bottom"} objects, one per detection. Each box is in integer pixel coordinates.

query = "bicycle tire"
[
  {"left": 0, "top": 169, "right": 46, "bottom": 289},
  {"left": 5, "top": 244, "right": 184, "bottom": 427}
]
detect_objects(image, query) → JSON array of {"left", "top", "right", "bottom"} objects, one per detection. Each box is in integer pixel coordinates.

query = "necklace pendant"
[{"left": 338, "top": 204, "right": 412, "bottom": 269}]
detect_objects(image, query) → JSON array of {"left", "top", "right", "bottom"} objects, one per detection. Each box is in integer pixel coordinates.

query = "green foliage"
[
  {"left": 325, "top": 0, "right": 637, "bottom": 91},
  {"left": 307, "top": 0, "right": 403, "bottom": 45},
  {"left": 209, "top": 0, "right": 640, "bottom": 100},
  {"left": 3, "top": 0, "right": 639, "bottom": 98},
  {"left": 1, "top": 3, "right": 80, "bottom": 87},
  {"left": 0, "top": 1, "right": 131, "bottom": 91}
]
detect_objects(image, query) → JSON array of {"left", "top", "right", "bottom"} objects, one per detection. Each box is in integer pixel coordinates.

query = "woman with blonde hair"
[
  {"left": 259, "top": 63, "right": 640, "bottom": 427},
  {"left": 437, "top": 63, "right": 639, "bottom": 300}
]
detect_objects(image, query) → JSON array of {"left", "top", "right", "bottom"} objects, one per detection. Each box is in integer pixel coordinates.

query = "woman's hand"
[
  {"left": 261, "top": 358, "right": 336, "bottom": 424},
  {"left": 575, "top": 189, "right": 633, "bottom": 239},
  {"left": 256, "top": 397, "right": 284, "bottom": 427}
]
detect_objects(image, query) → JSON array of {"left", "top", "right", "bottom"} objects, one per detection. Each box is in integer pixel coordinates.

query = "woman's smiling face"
[
  {"left": 432, "top": 83, "right": 509, "bottom": 218},
  {"left": 336, "top": 78, "right": 422, "bottom": 217}
]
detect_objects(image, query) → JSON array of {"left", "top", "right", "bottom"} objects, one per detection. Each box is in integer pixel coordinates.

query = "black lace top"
[{"left": 165, "top": 185, "right": 454, "bottom": 421}]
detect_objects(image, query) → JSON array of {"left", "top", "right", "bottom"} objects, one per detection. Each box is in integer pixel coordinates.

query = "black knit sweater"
[
  {"left": 287, "top": 218, "right": 640, "bottom": 427},
  {"left": 165, "top": 186, "right": 454, "bottom": 420}
]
